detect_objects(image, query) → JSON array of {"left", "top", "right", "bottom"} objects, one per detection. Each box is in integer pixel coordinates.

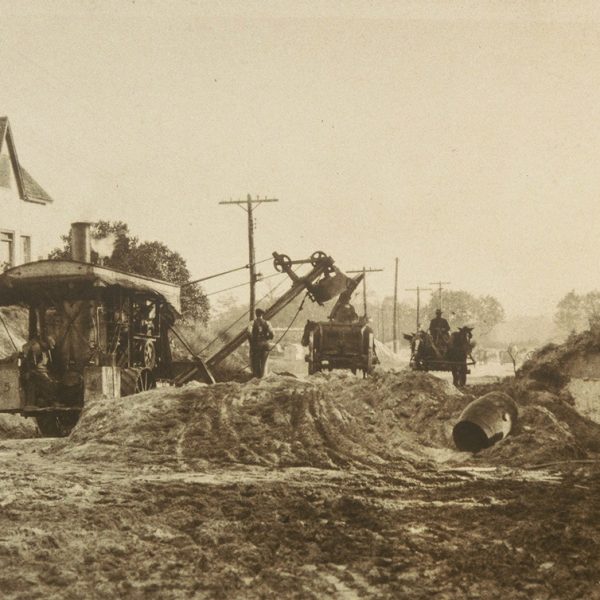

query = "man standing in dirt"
[{"left": 247, "top": 308, "right": 274, "bottom": 378}]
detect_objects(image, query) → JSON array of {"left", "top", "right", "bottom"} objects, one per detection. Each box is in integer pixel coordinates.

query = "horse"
[
  {"left": 447, "top": 326, "right": 475, "bottom": 387},
  {"left": 404, "top": 330, "right": 437, "bottom": 365},
  {"left": 404, "top": 326, "right": 475, "bottom": 387}
]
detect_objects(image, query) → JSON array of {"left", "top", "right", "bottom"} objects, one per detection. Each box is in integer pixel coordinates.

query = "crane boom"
[{"left": 206, "top": 251, "right": 346, "bottom": 369}]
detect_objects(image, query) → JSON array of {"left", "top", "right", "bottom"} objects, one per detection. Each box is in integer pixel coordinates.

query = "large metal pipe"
[
  {"left": 71, "top": 222, "right": 92, "bottom": 263},
  {"left": 453, "top": 392, "right": 518, "bottom": 452}
]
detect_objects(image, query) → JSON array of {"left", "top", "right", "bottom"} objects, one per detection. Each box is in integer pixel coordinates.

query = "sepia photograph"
[{"left": 0, "top": 1, "right": 599, "bottom": 598}]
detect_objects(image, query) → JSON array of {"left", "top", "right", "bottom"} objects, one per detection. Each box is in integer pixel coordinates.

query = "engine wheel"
[
  {"left": 135, "top": 368, "right": 157, "bottom": 393},
  {"left": 36, "top": 411, "right": 80, "bottom": 438},
  {"left": 121, "top": 368, "right": 157, "bottom": 396}
]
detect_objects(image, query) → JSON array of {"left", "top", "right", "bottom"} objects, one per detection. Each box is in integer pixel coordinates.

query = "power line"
[
  {"left": 405, "top": 286, "right": 432, "bottom": 331},
  {"left": 347, "top": 267, "right": 384, "bottom": 316},
  {"left": 185, "top": 257, "right": 272, "bottom": 287},
  {"left": 219, "top": 194, "right": 279, "bottom": 320},
  {"left": 429, "top": 281, "right": 451, "bottom": 310},
  {"left": 205, "top": 271, "right": 281, "bottom": 297},
  {"left": 199, "top": 266, "right": 296, "bottom": 354}
]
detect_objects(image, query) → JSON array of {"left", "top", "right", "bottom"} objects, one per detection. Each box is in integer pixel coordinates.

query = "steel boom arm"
[{"left": 206, "top": 255, "right": 333, "bottom": 369}]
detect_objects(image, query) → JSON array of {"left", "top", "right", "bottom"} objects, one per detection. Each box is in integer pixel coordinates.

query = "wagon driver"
[
  {"left": 429, "top": 309, "right": 450, "bottom": 351},
  {"left": 247, "top": 308, "right": 275, "bottom": 378}
]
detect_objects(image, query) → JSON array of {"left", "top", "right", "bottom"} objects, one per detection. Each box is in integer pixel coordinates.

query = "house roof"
[{"left": 0, "top": 116, "right": 53, "bottom": 204}]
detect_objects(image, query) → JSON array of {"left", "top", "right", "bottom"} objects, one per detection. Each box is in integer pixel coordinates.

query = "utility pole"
[
  {"left": 219, "top": 194, "right": 278, "bottom": 319},
  {"left": 429, "top": 281, "right": 451, "bottom": 311},
  {"left": 405, "top": 286, "right": 431, "bottom": 331},
  {"left": 347, "top": 267, "right": 384, "bottom": 317},
  {"left": 393, "top": 257, "right": 399, "bottom": 353}
]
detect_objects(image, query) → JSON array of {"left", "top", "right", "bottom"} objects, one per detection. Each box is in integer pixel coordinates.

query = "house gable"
[{"left": 0, "top": 117, "right": 53, "bottom": 204}]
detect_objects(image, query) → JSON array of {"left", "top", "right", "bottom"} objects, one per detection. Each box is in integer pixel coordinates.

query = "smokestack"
[{"left": 71, "top": 222, "right": 92, "bottom": 263}]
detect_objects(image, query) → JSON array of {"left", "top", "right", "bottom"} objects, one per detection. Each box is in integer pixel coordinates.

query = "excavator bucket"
[{"left": 310, "top": 268, "right": 352, "bottom": 304}]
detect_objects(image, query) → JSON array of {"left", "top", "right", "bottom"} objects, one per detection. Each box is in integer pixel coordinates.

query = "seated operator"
[
  {"left": 334, "top": 291, "right": 359, "bottom": 323},
  {"left": 22, "top": 336, "right": 58, "bottom": 404},
  {"left": 429, "top": 309, "right": 450, "bottom": 350}
]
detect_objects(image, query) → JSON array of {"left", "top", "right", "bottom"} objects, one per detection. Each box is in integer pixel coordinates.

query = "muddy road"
[
  {"left": 1, "top": 439, "right": 598, "bottom": 599},
  {"left": 1, "top": 371, "right": 599, "bottom": 599}
]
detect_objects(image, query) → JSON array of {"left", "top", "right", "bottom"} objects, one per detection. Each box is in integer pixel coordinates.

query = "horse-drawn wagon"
[
  {"left": 404, "top": 326, "right": 475, "bottom": 386},
  {"left": 302, "top": 320, "right": 376, "bottom": 377}
]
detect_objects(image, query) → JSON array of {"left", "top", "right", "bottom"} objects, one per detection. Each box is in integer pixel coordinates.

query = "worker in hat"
[
  {"left": 429, "top": 309, "right": 450, "bottom": 354},
  {"left": 333, "top": 291, "right": 359, "bottom": 323},
  {"left": 247, "top": 308, "right": 274, "bottom": 378},
  {"left": 22, "top": 335, "right": 58, "bottom": 405}
]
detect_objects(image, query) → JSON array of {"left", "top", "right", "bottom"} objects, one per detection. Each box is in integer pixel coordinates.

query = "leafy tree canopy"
[
  {"left": 554, "top": 290, "right": 600, "bottom": 333},
  {"left": 49, "top": 221, "right": 209, "bottom": 322}
]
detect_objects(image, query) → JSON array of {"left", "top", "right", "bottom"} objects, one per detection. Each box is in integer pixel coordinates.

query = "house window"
[
  {"left": 0, "top": 231, "right": 14, "bottom": 269},
  {"left": 21, "top": 235, "right": 31, "bottom": 263}
]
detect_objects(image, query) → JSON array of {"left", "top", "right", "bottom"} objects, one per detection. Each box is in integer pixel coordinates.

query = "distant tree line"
[
  {"left": 207, "top": 287, "right": 505, "bottom": 347},
  {"left": 554, "top": 290, "right": 600, "bottom": 334}
]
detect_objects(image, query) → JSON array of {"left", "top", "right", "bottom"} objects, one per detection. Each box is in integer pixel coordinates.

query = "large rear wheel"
[
  {"left": 36, "top": 411, "right": 80, "bottom": 437},
  {"left": 121, "top": 368, "right": 157, "bottom": 396}
]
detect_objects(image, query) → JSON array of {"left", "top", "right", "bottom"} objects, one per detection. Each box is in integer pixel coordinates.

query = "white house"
[{"left": 0, "top": 116, "right": 56, "bottom": 269}]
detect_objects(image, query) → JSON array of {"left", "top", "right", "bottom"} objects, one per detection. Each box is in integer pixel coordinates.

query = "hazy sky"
[{"left": 2, "top": 1, "right": 600, "bottom": 316}]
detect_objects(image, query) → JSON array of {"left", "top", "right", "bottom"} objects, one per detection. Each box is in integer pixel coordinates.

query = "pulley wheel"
[
  {"left": 310, "top": 251, "right": 327, "bottom": 267},
  {"left": 273, "top": 254, "right": 292, "bottom": 272}
]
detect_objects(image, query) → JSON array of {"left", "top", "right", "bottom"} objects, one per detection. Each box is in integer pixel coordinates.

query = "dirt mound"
[
  {"left": 467, "top": 331, "right": 600, "bottom": 466},
  {"left": 0, "top": 414, "right": 38, "bottom": 439},
  {"left": 479, "top": 388, "right": 600, "bottom": 466},
  {"left": 519, "top": 329, "right": 600, "bottom": 390},
  {"left": 56, "top": 371, "right": 470, "bottom": 469}
]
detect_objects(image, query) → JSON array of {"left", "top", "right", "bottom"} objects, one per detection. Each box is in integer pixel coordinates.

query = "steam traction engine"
[{"left": 0, "top": 223, "right": 212, "bottom": 436}]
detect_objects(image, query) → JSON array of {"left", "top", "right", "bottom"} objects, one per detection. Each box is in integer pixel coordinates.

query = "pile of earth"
[
  {"left": 56, "top": 371, "right": 471, "bottom": 469},
  {"left": 466, "top": 329, "right": 600, "bottom": 467},
  {"left": 0, "top": 414, "right": 38, "bottom": 439},
  {"left": 50, "top": 365, "right": 600, "bottom": 470},
  {"left": 518, "top": 328, "right": 600, "bottom": 389}
]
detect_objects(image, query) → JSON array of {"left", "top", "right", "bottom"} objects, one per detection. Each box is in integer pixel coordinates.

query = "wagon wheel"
[
  {"left": 362, "top": 332, "right": 375, "bottom": 378},
  {"left": 143, "top": 340, "right": 156, "bottom": 369},
  {"left": 307, "top": 331, "right": 321, "bottom": 375},
  {"left": 310, "top": 251, "right": 327, "bottom": 267},
  {"left": 273, "top": 254, "right": 292, "bottom": 272},
  {"left": 135, "top": 368, "right": 157, "bottom": 393}
]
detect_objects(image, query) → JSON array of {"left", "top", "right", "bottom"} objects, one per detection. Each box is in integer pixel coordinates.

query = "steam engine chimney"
[{"left": 71, "top": 222, "right": 92, "bottom": 263}]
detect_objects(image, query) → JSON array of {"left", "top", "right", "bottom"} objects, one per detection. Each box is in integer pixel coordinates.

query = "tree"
[
  {"left": 424, "top": 290, "right": 505, "bottom": 338},
  {"left": 49, "top": 221, "right": 209, "bottom": 323},
  {"left": 554, "top": 290, "right": 600, "bottom": 334}
]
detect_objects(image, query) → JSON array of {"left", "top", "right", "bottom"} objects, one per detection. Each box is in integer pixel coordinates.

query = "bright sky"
[{"left": 2, "top": 0, "right": 600, "bottom": 316}]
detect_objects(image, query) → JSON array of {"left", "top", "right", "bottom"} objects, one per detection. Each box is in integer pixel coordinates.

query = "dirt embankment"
[
  {"left": 55, "top": 371, "right": 467, "bottom": 469},
  {"left": 49, "top": 363, "right": 600, "bottom": 471}
]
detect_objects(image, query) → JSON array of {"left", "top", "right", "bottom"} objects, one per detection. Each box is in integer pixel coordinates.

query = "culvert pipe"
[{"left": 452, "top": 392, "right": 518, "bottom": 452}]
